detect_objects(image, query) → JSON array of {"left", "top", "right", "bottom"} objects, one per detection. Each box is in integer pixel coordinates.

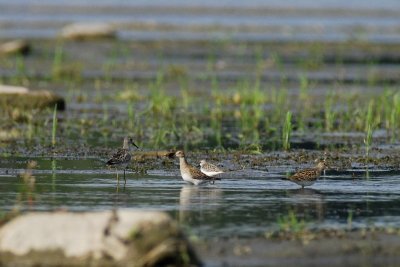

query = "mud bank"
[{"left": 197, "top": 230, "right": 400, "bottom": 267}]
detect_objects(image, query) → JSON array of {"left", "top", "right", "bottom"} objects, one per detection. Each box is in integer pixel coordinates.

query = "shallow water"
[
  {"left": 1, "top": 0, "right": 400, "bottom": 42},
  {"left": 1, "top": 157, "right": 399, "bottom": 238}
]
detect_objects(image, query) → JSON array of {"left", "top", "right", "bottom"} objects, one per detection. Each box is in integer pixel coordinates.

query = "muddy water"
[{"left": 1, "top": 157, "right": 400, "bottom": 238}]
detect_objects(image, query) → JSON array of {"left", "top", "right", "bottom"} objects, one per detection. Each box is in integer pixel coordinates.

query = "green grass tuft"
[{"left": 282, "top": 111, "right": 292, "bottom": 151}]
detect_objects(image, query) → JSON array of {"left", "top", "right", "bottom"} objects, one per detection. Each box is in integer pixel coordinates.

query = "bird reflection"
[
  {"left": 179, "top": 185, "right": 222, "bottom": 224},
  {"left": 287, "top": 188, "right": 322, "bottom": 199},
  {"left": 286, "top": 188, "right": 325, "bottom": 221}
]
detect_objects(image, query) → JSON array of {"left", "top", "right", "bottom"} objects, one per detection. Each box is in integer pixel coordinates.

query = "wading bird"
[
  {"left": 106, "top": 136, "right": 139, "bottom": 185},
  {"left": 175, "top": 151, "right": 220, "bottom": 185}
]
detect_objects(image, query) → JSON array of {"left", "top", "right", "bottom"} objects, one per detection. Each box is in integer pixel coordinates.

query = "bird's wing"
[
  {"left": 206, "top": 163, "right": 223, "bottom": 172},
  {"left": 106, "top": 148, "right": 129, "bottom": 165},
  {"left": 188, "top": 165, "right": 217, "bottom": 180},
  {"left": 290, "top": 168, "right": 318, "bottom": 181}
]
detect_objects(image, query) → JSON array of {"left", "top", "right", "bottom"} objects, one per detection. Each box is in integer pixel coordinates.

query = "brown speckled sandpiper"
[
  {"left": 106, "top": 136, "right": 139, "bottom": 185},
  {"left": 175, "top": 151, "right": 220, "bottom": 185},
  {"left": 289, "top": 159, "right": 326, "bottom": 188},
  {"left": 200, "top": 160, "right": 224, "bottom": 176}
]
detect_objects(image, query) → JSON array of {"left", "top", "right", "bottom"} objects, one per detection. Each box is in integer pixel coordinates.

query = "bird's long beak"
[{"left": 131, "top": 141, "right": 139, "bottom": 149}]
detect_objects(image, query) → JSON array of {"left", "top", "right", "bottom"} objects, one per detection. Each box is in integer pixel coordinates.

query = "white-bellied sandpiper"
[
  {"left": 288, "top": 159, "right": 326, "bottom": 188},
  {"left": 200, "top": 159, "right": 224, "bottom": 176},
  {"left": 175, "top": 151, "right": 220, "bottom": 185},
  {"left": 106, "top": 136, "right": 139, "bottom": 185}
]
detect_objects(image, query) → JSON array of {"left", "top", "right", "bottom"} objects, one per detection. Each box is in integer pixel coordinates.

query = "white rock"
[
  {"left": 0, "top": 210, "right": 171, "bottom": 260},
  {"left": 0, "top": 84, "right": 29, "bottom": 94}
]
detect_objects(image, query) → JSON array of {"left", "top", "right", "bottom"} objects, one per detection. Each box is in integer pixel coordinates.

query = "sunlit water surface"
[{"left": 1, "top": 157, "right": 399, "bottom": 238}]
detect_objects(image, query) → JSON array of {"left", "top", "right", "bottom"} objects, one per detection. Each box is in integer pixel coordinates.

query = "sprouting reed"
[
  {"left": 324, "top": 93, "right": 335, "bottom": 132},
  {"left": 364, "top": 123, "right": 373, "bottom": 158},
  {"left": 52, "top": 43, "right": 64, "bottom": 80},
  {"left": 282, "top": 111, "right": 292, "bottom": 151},
  {"left": 254, "top": 45, "right": 265, "bottom": 78},
  {"left": 15, "top": 54, "right": 26, "bottom": 83},
  {"left": 347, "top": 209, "right": 353, "bottom": 230},
  {"left": 270, "top": 86, "right": 288, "bottom": 125},
  {"left": 127, "top": 102, "right": 135, "bottom": 130},
  {"left": 364, "top": 101, "right": 374, "bottom": 158},
  {"left": 389, "top": 92, "right": 400, "bottom": 143},
  {"left": 297, "top": 75, "right": 310, "bottom": 132},
  {"left": 209, "top": 75, "right": 224, "bottom": 149},
  {"left": 277, "top": 210, "right": 306, "bottom": 234},
  {"left": 52, "top": 104, "right": 57, "bottom": 147},
  {"left": 299, "top": 74, "right": 309, "bottom": 102},
  {"left": 210, "top": 99, "right": 223, "bottom": 149}
]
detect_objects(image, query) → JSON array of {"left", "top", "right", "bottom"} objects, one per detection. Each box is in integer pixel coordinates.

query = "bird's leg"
[
  {"left": 123, "top": 169, "right": 127, "bottom": 186},
  {"left": 116, "top": 168, "right": 119, "bottom": 185}
]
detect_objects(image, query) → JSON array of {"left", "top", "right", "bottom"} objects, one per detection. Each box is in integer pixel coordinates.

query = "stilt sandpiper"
[
  {"left": 288, "top": 159, "right": 326, "bottom": 188},
  {"left": 175, "top": 151, "right": 220, "bottom": 185},
  {"left": 106, "top": 136, "right": 139, "bottom": 185}
]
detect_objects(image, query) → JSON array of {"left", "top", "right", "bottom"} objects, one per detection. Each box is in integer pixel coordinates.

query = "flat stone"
[
  {"left": 0, "top": 210, "right": 200, "bottom": 267},
  {"left": 0, "top": 85, "right": 65, "bottom": 110},
  {"left": 0, "top": 40, "right": 30, "bottom": 55},
  {"left": 0, "top": 85, "right": 29, "bottom": 94},
  {"left": 61, "top": 23, "right": 117, "bottom": 40}
]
